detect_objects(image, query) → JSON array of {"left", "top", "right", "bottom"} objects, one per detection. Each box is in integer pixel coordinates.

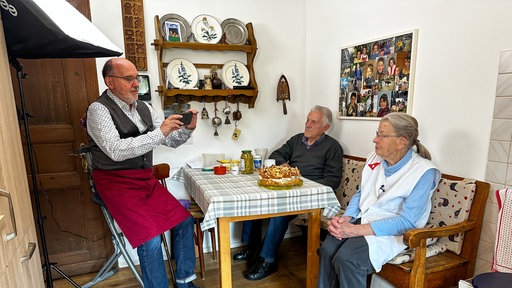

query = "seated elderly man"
[{"left": 233, "top": 105, "right": 343, "bottom": 281}]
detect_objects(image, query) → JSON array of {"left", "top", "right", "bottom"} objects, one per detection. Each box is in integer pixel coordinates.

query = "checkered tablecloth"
[{"left": 172, "top": 166, "right": 341, "bottom": 231}]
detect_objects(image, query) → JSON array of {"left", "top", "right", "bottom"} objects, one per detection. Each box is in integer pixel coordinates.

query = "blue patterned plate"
[
  {"left": 221, "top": 60, "right": 250, "bottom": 89},
  {"left": 166, "top": 58, "right": 198, "bottom": 89}
]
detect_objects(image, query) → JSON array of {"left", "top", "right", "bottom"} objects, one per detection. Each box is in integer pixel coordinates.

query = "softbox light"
[{"left": 1, "top": 0, "right": 122, "bottom": 59}]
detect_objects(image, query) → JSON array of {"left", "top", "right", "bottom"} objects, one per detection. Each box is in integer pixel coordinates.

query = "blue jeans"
[
  {"left": 241, "top": 215, "right": 295, "bottom": 263},
  {"left": 137, "top": 216, "right": 196, "bottom": 288}
]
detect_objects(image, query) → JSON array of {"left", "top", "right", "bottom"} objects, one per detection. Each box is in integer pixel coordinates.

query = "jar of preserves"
[{"left": 240, "top": 150, "right": 254, "bottom": 174}]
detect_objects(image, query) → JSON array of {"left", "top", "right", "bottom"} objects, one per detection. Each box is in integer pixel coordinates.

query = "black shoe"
[
  {"left": 244, "top": 257, "right": 278, "bottom": 281},
  {"left": 233, "top": 246, "right": 252, "bottom": 261}
]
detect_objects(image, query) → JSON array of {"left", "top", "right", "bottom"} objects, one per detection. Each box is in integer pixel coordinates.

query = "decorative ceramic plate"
[
  {"left": 166, "top": 58, "right": 198, "bottom": 89},
  {"left": 258, "top": 179, "right": 303, "bottom": 190},
  {"left": 221, "top": 18, "right": 248, "bottom": 45},
  {"left": 191, "top": 14, "right": 222, "bottom": 44},
  {"left": 160, "top": 13, "right": 192, "bottom": 42},
  {"left": 221, "top": 60, "right": 250, "bottom": 88}
]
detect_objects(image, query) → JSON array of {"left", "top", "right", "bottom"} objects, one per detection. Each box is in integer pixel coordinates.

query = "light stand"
[{"left": 10, "top": 58, "right": 81, "bottom": 288}]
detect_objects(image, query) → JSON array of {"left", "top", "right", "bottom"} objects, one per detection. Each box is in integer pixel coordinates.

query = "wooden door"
[{"left": 10, "top": 0, "right": 112, "bottom": 277}]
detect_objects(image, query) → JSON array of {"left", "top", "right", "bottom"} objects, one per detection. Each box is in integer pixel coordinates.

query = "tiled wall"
[{"left": 479, "top": 49, "right": 512, "bottom": 275}]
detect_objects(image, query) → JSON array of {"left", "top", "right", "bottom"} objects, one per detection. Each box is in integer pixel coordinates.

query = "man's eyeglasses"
[
  {"left": 108, "top": 75, "right": 143, "bottom": 84},
  {"left": 375, "top": 131, "right": 400, "bottom": 139}
]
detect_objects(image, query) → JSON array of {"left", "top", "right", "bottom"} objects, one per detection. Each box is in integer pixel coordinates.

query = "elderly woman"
[{"left": 318, "top": 113, "right": 441, "bottom": 288}]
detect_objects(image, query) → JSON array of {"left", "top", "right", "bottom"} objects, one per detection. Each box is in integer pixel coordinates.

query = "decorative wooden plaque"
[{"left": 121, "top": 0, "right": 147, "bottom": 71}]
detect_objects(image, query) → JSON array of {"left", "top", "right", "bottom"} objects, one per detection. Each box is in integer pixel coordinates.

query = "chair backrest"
[
  {"left": 152, "top": 163, "right": 170, "bottom": 188},
  {"left": 77, "top": 144, "right": 105, "bottom": 206}
]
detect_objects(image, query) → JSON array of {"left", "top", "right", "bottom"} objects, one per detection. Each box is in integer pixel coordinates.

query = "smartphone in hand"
[{"left": 180, "top": 112, "right": 193, "bottom": 125}]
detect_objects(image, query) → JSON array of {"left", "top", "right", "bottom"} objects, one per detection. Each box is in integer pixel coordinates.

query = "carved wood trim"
[{"left": 121, "top": 0, "right": 147, "bottom": 71}]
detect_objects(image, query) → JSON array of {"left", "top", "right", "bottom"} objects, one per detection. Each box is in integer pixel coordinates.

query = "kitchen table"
[{"left": 173, "top": 166, "right": 340, "bottom": 288}]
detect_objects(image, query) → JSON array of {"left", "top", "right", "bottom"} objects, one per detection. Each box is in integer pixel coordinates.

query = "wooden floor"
[{"left": 52, "top": 235, "right": 308, "bottom": 288}]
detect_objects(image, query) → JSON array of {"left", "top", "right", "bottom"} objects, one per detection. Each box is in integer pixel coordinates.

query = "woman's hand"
[{"left": 327, "top": 216, "right": 374, "bottom": 240}]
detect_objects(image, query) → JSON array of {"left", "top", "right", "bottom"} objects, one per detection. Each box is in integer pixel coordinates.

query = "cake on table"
[{"left": 258, "top": 165, "right": 303, "bottom": 188}]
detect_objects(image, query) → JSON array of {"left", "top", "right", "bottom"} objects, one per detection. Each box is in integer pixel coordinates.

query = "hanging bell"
[
  {"left": 223, "top": 103, "right": 231, "bottom": 115},
  {"left": 201, "top": 107, "right": 209, "bottom": 119},
  {"left": 233, "top": 110, "right": 242, "bottom": 121},
  {"left": 214, "top": 127, "right": 219, "bottom": 136},
  {"left": 224, "top": 115, "right": 231, "bottom": 125}
]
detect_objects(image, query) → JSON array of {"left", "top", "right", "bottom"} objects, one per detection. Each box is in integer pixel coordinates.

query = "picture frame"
[
  {"left": 138, "top": 75, "right": 151, "bottom": 101},
  {"left": 165, "top": 21, "right": 182, "bottom": 42},
  {"left": 338, "top": 29, "right": 418, "bottom": 120}
]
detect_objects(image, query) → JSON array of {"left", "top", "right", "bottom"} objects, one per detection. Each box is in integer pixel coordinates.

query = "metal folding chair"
[{"left": 78, "top": 145, "right": 176, "bottom": 287}]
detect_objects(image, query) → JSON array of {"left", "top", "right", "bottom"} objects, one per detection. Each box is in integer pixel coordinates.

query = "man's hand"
[
  {"left": 184, "top": 109, "right": 198, "bottom": 130},
  {"left": 159, "top": 109, "right": 198, "bottom": 136}
]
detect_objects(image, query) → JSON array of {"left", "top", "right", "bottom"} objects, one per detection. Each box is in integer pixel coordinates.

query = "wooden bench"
[{"left": 293, "top": 154, "right": 490, "bottom": 288}]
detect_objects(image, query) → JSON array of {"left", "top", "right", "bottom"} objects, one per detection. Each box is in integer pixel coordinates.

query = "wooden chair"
[
  {"left": 376, "top": 175, "right": 490, "bottom": 288},
  {"left": 152, "top": 163, "right": 217, "bottom": 280}
]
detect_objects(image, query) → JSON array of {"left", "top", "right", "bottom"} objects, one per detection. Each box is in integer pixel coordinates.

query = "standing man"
[
  {"left": 85, "top": 58, "right": 201, "bottom": 288},
  {"left": 233, "top": 105, "right": 344, "bottom": 281}
]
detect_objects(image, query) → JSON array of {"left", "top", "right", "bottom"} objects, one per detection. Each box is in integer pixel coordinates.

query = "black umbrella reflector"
[{"left": 1, "top": 0, "right": 123, "bottom": 59}]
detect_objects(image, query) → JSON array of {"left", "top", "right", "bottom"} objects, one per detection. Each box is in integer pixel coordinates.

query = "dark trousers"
[
  {"left": 318, "top": 234, "right": 374, "bottom": 288},
  {"left": 241, "top": 215, "right": 296, "bottom": 263}
]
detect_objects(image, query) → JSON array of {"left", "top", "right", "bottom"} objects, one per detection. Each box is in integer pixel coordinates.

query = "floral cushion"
[
  {"left": 336, "top": 158, "right": 364, "bottom": 210},
  {"left": 388, "top": 242, "right": 448, "bottom": 264},
  {"left": 428, "top": 177, "right": 476, "bottom": 254},
  {"left": 388, "top": 177, "right": 477, "bottom": 265},
  {"left": 291, "top": 157, "right": 364, "bottom": 228}
]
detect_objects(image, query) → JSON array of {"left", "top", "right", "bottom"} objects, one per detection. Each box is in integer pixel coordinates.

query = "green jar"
[{"left": 240, "top": 150, "right": 254, "bottom": 174}]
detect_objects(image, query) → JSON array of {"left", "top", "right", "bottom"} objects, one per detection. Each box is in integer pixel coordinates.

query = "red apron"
[{"left": 92, "top": 168, "right": 190, "bottom": 248}]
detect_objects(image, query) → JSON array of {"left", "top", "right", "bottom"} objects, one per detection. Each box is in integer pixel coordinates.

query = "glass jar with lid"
[
  {"left": 253, "top": 155, "right": 262, "bottom": 170},
  {"left": 240, "top": 150, "right": 254, "bottom": 174},
  {"left": 231, "top": 160, "right": 240, "bottom": 175}
]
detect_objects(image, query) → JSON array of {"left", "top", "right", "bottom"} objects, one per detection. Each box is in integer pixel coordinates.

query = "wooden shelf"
[
  {"left": 157, "top": 86, "right": 257, "bottom": 107},
  {"left": 152, "top": 16, "right": 259, "bottom": 108}
]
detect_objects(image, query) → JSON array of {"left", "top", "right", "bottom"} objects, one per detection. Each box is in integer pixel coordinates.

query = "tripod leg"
[
  {"left": 51, "top": 265, "right": 81, "bottom": 288},
  {"left": 42, "top": 263, "right": 80, "bottom": 288}
]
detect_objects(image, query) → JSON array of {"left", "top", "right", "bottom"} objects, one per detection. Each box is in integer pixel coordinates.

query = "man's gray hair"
[{"left": 311, "top": 105, "right": 333, "bottom": 126}]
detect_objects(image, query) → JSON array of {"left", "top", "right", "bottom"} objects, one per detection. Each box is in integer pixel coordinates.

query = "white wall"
[
  {"left": 89, "top": 0, "right": 512, "bottom": 275},
  {"left": 306, "top": 0, "right": 512, "bottom": 179},
  {"left": 90, "top": 0, "right": 308, "bottom": 265}
]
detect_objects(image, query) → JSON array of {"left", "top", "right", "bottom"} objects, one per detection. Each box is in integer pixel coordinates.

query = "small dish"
[
  {"left": 221, "top": 18, "right": 248, "bottom": 45},
  {"left": 191, "top": 14, "right": 222, "bottom": 44},
  {"left": 159, "top": 13, "right": 192, "bottom": 42},
  {"left": 214, "top": 165, "right": 227, "bottom": 175},
  {"left": 221, "top": 60, "right": 250, "bottom": 88},
  {"left": 166, "top": 58, "right": 198, "bottom": 89}
]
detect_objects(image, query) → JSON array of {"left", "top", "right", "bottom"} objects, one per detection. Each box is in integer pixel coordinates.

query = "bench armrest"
[{"left": 404, "top": 219, "right": 477, "bottom": 248}]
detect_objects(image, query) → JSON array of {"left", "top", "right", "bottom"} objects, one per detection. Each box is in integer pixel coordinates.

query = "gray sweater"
[{"left": 269, "top": 133, "right": 343, "bottom": 190}]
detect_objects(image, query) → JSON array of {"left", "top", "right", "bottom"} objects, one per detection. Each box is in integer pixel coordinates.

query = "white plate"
[
  {"left": 222, "top": 60, "right": 250, "bottom": 88},
  {"left": 221, "top": 18, "right": 248, "bottom": 45},
  {"left": 160, "top": 13, "right": 192, "bottom": 42},
  {"left": 166, "top": 58, "right": 198, "bottom": 89},
  {"left": 191, "top": 14, "right": 222, "bottom": 44}
]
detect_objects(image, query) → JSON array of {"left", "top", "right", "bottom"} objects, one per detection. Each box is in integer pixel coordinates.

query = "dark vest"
[{"left": 88, "top": 91, "right": 154, "bottom": 170}]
